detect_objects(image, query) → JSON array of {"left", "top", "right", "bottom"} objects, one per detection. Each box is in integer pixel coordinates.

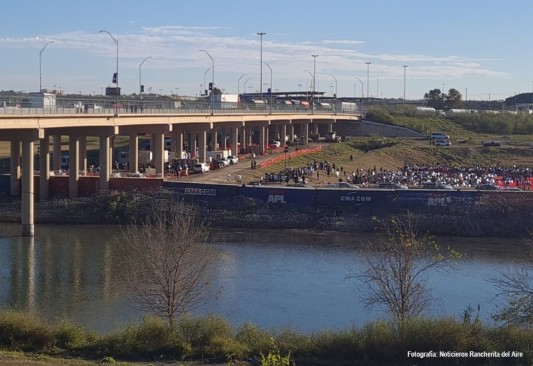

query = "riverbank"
[{"left": 0, "top": 310, "right": 531, "bottom": 366}]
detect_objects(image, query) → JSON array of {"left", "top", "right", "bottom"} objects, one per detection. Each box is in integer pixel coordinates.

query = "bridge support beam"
[
  {"left": 198, "top": 129, "right": 207, "bottom": 163},
  {"left": 10, "top": 141, "right": 21, "bottom": 196},
  {"left": 79, "top": 136, "right": 87, "bottom": 174},
  {"left": 21, "top": 141, "right": 34, "bottom": 236},
  {"left": 99, "top": 136, "right": 110, "bottom": 191},
  {"left": 39, "top": 135, "right": 50, "bottom": 201},
  {"left": 231, "top": 127, "right": 239, "bottom": 157},
  {"left": 52, "top": 135, "right": 61, "bottom": 171},
  {"left": 129, "top": 133, "right": 139, "bottom": 173},
  {"left": 68, "top": 136, "right": 80, "bottom": 198},
  {"left": 153, "top": 132, "right": 164, "bottom": 176}
]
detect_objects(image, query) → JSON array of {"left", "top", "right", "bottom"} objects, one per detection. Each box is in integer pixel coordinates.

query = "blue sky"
[{"left": 1, "top": 0, "right": 532, "bottom": 100}]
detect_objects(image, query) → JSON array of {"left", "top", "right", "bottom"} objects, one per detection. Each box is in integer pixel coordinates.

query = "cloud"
[{"left": 322, "top": 40, "right": 365, "bottom": 46}]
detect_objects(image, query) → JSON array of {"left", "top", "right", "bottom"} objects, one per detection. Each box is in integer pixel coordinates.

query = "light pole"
[
  {"left": 365, "top": 62, "right": 371, "bottom": 99},
  {"left": 329, "top": 74, "right": 337, "bottom": 113},
  {"left": 257, "top": 32, "right": 266, "bottom": 100},
  {"left": 39, "top": 41, "right": 54, "bottom": 93},
  {"left": 99, "top": 30, "right": 119, "bottom": 116},
  {"left": 238, "top": 73, "right": 247, "bottom": 102},
  {"left": 402, "top": 65, "right": 408, "bottom": 100},
  {"left": 311, "top": 54, "right": 319, "bottom": 114},
  {"left": 139, "top": 56, "right": 152, "bottom": 97},
  {"left": 203, "top": 66, "right": 211, "bottom": 96},
  {"left": 304, "top": 69, "right": 313, "bottom": 100},
  {"left": 263, "top": 62, "right": 273, "bottom": 114},
  {"left": 199, "top": 49, "right": 215, "bottom": 115},
  {"left": 244, "top": 77, "right": 252, "bottom": 98}
]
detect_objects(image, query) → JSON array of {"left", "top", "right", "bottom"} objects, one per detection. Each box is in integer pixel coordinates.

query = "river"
[{"left": 0, "top": 223, "right": 527, "bottom": 333}]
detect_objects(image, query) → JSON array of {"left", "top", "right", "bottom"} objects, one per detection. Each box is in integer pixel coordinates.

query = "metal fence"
[{"left": 0, "top": 97, "right": 363, "bottom": 116}]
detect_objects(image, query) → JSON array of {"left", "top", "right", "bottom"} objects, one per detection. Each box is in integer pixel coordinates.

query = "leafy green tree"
[
  {"left": 423, "top": 89, "right": 445, "bottom": 110},
  {"left": 445, "top": 88, "right": 463, "bottom": 109}
]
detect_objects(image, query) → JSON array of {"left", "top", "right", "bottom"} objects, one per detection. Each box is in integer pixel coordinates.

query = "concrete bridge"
[{"left": 0, "top": 108, "right": 360, "bottom": 235}]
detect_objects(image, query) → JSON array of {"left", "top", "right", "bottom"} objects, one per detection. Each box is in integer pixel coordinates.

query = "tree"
[
  {"left": 423, "top": 89, "right": 445, "bottom": 110},
  {"left": 119, "top": 201, "right": 216, "bottom": 325},
  {"left": 445, "top": 88, "right": 463, "bottom": 109},
  {"left": 358, "top": 214, "right": 460, "bottom": 325},
  {"left": 491, "top": 232, "right": 533, "bottom": 326}
]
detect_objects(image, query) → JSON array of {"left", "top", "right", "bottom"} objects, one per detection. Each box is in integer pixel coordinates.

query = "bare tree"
[
  {"left": 358, "top": 214, "right": 460, "bottom": 325},
  {"left": 119, "top": 200, "right": 216, "bottom": 325},
  {"left": 491, "top": 232, "right": 533, "bottom": 326}
]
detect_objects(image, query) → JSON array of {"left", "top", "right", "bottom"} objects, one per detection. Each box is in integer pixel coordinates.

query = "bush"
[
  {"left": 178, "top": 315, "right": 245, "bottom": 360},
  {"left": 235, "top": 322, "right": 272, "bottom": 355},
  {"left": 0, "top": 310, "right": 54, "bottom": 351},
  {"left": 100, "top": 317, "right": 189, "bottom": 360},
  {"left": 54, "top": 319, "right": 94, "bottom": 350}
]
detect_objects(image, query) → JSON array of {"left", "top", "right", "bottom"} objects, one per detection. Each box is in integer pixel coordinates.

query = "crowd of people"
[{"left": 259, "top": 160, "right": 533, "bottom": 190}]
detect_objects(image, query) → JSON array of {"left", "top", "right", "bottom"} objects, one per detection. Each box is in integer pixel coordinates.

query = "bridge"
[{"left": 0, "top": 102, "right": 361, "bottom": 236}]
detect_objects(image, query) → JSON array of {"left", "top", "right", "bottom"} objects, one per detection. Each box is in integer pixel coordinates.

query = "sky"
[{"left": 1, "top": 0, "right": 532, "bottom": 101}]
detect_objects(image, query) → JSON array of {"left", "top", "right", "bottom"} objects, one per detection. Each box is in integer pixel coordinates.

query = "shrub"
[
  {"left": 178, "top": 315, "right": 242, "bottom": 360},
  {"left": 54, "top": 319, "right": 94, "bottom": 350},
  {"left": 0, "top": 310, "right": 54, "bottom": 351},
  {"left": 235, "top": 322, "right": 271, "bottom": 355},
  {"left": 100, "top": 317, "right": 189, "bottom": 360}
]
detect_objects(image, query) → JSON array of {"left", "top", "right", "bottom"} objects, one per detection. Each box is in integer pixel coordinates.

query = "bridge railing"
[{"left": 0, "top": 98, "right": 362, "bottom": 117}]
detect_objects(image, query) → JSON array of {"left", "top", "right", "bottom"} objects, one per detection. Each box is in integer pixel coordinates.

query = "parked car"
[
  {"left": 483, "top": 141, "right": 501, "bottom": 147},
  {"left": 268, "top": 139, "right": 281, "bottom": 148},
  {"left": 435, "top": 140, "right": 451, "bottom": 146},
  {"left": 193, "top": 163, "right": 210, "bottom": 173},
  {"left": 218, "top": 157, "right": 230, "bottom": 166},
  {"left": 227, "top": 155, "right": 239, "bottom": 164}
]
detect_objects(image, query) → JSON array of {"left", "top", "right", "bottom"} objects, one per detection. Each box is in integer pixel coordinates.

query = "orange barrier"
[{"left": 259, "top": 145, "right": 322, "bottom": 168}]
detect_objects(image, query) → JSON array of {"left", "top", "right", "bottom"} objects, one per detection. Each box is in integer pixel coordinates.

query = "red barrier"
[{"left": 259, "top": 145, "right": 322, "bottom": 168}]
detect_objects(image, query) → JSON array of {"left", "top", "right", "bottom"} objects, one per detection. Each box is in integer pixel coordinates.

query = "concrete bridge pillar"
[
  {"left": 241, "top": 126, "right": 247, "bottom": 151},
  {"left": 190, "top": 131, "right": 198, "bottom": 159},
  {"left": 39, "top": 135, "right": 50, "bottom": 201},
  {"left": 328, "top": 122, "right": 334, "bottom": 133},
  {"left": 99, "top": 136, "right": 110, "bottom": 191},
  {"left": 303, "top": 123, "right": 309, "bottom": 145},
  {"left": 258, "top": 126, "right": 265, "bottom": 154},
  {"left": 52, "top": 135, "right": 61, "bottom": 171},
  {"left": 177, "top": 129, "right": 184, "bottom": 158},
  {"left": 68, "top": 136, "right": 79, "bottom": 198},
  {"left": 211, "top": 127, "right": 218, "bottom": 150},
  {"left": 231, "top": 127, "right": 239, "bottom": 157},
  {"left": 21, "top": 141, "right": 34, "bottom": 236},
  {"left": 198, "top": 129, "right": 207, "bottom": 163},
  {"left": 10, "top": 141, "right": 21, "bottom": 196},
  {"left": 79, "top": 136, "right": 87, "bottom": 174},
  {"left": 129, "top": 133, "right": 139, "bottom": 172},
  {"left": 153, "top": 132, "right": 164, "bottom": 176},
  {"left": 280, "top": 124, "right": 287, "bottom": 146},
  {"left": 289, "top": 124, "right": 295, "bottom": 144}
]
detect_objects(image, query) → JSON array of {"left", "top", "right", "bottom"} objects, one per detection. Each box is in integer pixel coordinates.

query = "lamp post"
[
  {"left": 311, "top": 54, "right": 319, "bottom": 114},
  {"left": 329, "top": 74, "right": 337, "bottom": 113},
  {"left": 257, "top": 32, "right": 266, "bottom": 100},
  {"left": 238, "top": 73, "right": 247, "bottom": 102},
  {"left": 139, "top": 56, "right": 152, "bottom": 97},
  {"left": 203, "top": 67, "right": 211, "bottom": 97},
  {"left": 365, "top": 62, "right": 371, "bottom": 99},
  {"left": 402, "top": 65, "right": 408, "bottom": 100},
  {"left": 199, "top": 49, "right": 215, "bottom": 115},
  {"left": 243, "top": 77, "right": 252, "bottom": 98},
  {"left": 263, "top": 62, "right": 272, "bottom": 114},
  {"left": 39, "top": 41, "right": 54, "bottom": 93},
  {"left": 99, "top": 30, "right": 119, "bottom": 116}
]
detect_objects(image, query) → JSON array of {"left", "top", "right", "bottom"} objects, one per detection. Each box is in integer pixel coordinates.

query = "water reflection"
[{"left": 0, "top": 223, "right": 527, "bottom": 333}]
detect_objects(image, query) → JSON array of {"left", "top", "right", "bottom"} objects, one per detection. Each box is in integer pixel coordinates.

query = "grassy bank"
[{"left": 0, "top": 310, "right": 531, "bottom": 365}]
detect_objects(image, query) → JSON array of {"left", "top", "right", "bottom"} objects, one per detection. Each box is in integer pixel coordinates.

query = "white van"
[{"left": 431, "top": 132, "right": 449, "bottom": 140}]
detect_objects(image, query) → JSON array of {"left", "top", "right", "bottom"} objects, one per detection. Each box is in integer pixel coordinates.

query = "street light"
[
  {"left": 402, "top": 65, "right": 408, "bottom": 100},
  {"left": 238, "top": 73, "right": 247, "bottom": 102},
  {"left": 39, "top": 41, "right": 54, "bottom": 93},
  {"left": 139, "top": 56, "right": 152, "bottom": 96},
  {"left": 257, "top": 32, "right": 266, "bottom": 100},
  {"left": 243, "top": 77, "right": 252, "bottom": 98},
  {"left": 329, "top": 74, "right": 337, "bottom": 113},
  {"left": 199, "top": 49, "right": 215, "bottom": 115},
  {"left": 263, "top": 62, "right": 273, "bottom": 114},
  {"left": 99, "top": 30, "right": 119, "bottom": 116},
  {"left": 311, "top": 54, "right": 319, "bottom": 114},
  {"left": 365, "top": 62, "right": 371, "bottom": 99}
]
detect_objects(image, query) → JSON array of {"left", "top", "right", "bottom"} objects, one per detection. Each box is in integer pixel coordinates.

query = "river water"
[{"left": 0, "top": 223, "right": 527, "bottom": 333}]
